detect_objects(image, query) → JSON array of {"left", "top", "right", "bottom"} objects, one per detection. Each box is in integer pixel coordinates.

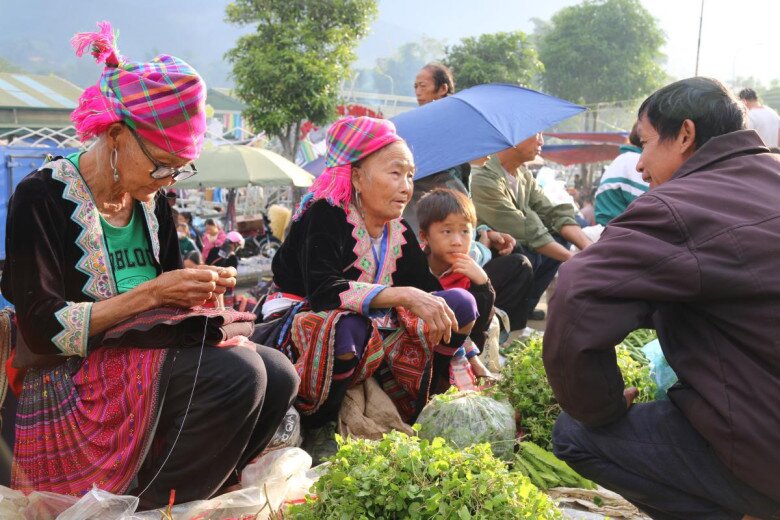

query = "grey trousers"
[{"left": 553, "top": 400, "right": 780, "bottom": 520}]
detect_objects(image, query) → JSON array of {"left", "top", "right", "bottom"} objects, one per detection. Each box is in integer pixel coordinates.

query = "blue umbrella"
[{"left": 391, "top": 83, "right": 585, "bottom": 180}]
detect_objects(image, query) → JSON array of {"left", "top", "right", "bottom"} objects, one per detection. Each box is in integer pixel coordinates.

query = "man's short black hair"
[
  {"left": 638, "top": 77, "right": 746, "bottom": 149},
  {"left": 738, "top": 88, "right": 758, "bottom": 101}
]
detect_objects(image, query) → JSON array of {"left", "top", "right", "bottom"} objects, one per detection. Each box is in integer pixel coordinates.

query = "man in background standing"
[{"left": 738, "top": 88, "right": 780, "bottom": 147}]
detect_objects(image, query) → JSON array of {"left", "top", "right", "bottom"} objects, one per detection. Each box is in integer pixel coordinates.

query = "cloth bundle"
[{"left": 102, "top": 306, "right": 256, "bottom": 349}]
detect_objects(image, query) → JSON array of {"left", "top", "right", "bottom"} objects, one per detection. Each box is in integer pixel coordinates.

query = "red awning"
[
  {"left": 541, "top": 144, "right": 620, "bottom": 166},
  {"left": 546, "top": 132, "right": 628, "bottom": 144}
]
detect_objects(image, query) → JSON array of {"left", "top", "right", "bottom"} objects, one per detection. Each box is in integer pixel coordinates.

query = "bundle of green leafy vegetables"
[
  {"left": 491, "top": 334, "right": 655, "bottom": 450},
  {"left": 416, "top": 389, "right": 517, "bottom": 461},
  {"left": 287, "top": 430, "right": 563, "bottom": 519}
]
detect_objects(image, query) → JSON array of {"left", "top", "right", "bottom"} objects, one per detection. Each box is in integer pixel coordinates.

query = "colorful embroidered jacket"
[
  {"left": 272, "top": 199, "right": 441, "bottom": 314},
  {"left": 1, "top": 158, "right": 181, "bottom": 360}
]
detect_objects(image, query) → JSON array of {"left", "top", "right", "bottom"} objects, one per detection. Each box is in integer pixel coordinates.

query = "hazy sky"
[{"left": 368, "top": 0, "right": 780, "bottom": 85}]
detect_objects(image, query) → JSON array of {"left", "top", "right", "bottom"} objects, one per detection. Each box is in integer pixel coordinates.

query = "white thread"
[{"left": 137, "top": 315, "right": 208, "bottom": 498}]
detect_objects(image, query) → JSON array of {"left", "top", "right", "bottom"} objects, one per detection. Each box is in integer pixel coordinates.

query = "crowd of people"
[{"left": 0, "top": 20, "right": 778, "bottom": 520}]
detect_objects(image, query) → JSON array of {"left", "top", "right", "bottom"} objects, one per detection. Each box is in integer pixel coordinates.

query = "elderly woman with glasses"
[{"left": 1, "top": 23, "right": 298, "bottom": 507}]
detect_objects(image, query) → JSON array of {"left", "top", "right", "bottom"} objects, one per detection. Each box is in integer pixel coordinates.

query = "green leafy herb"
[
  {"left": 490, "top": 335, "right": 655, "bottom": 450},
  {"left": 287, "top": 431, "right": 563, "bottom": 519}
]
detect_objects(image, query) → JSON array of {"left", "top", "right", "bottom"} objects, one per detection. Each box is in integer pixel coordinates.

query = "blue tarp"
[{"left": 0, "top": 145, "right": 78, "bottom": 259}]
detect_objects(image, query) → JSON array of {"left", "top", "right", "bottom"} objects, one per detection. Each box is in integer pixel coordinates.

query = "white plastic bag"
[
  {"left": 57, "top": 487, "right": 137, "bottom": 520},
  {"left": 0, "top": 486, "right": 84, "bottom": 520},
  {"left": 241, "top": 447, "right": 313, "bottom": 505}
]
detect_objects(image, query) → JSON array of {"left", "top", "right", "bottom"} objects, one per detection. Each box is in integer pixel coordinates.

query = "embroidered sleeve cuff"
[
  {"left": 52, "top": 302, "right": 93, "bottom": 357},
  {"left": 338, "top": 282, "right": 387, "bottom": 315}
]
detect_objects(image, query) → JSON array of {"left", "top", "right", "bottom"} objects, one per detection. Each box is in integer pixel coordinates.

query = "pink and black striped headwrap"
[
  {"left": 70, "top": 21, "right": 207, "bottom": 161},
  {"left": 295, "top": 116, "right": 404, "bottom": 219}
]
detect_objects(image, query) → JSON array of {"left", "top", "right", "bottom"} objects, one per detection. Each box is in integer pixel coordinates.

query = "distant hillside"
[
  {"left": 0, "top": 1, "right": 430, "bottom": 93},
  {"left": 0, "top": 0, "right": 251, "bottom": 88}
]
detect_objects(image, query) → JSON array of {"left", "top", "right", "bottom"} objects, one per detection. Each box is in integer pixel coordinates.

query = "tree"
[
  {"left": 537, "top": 0, "right": 666, "bottom": 104},
  {"left": 375, "top": 38, "right": 445, "bottom": 96},
  {"left": 444, "top": 31, "right": 543, "bottom": 91},
  {"left": 225, "top": 0, "right": 378, "bottom": 160}
]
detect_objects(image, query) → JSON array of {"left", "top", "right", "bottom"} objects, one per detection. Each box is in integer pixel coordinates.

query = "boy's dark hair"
[
  {"left": 638, "top": 77, "right": 746, "bottom": 150},
  {"left": 417, "top": 188, "right": 476, "bottom": 232}
]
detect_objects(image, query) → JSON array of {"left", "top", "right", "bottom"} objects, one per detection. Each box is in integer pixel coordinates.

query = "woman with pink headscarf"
[
  {"left": 262, "top": 116, "right": 480, "bottom": 464},
  {"left": 1, "top": 22, "right": 297, "bottom": 507}
]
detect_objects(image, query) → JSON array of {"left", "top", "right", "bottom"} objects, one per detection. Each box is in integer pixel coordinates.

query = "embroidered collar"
[
  {"left": 344, "top": 204, "right": 407, "bottom": 286},
  {"left": 47, "top": 158, "right": 161, "bottom": 300}
]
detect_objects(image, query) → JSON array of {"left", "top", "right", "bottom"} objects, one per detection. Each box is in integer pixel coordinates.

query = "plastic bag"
[
  {"left": 241, "top": 447, "right": 314, "bottom": 505},
  {"left": 259, "top": 406, "right": 301, "bottom": 457},
  {"left": 0, "top": 487, "right": 81, "bottom": 520},
  {"left": 642, "top": 339, "right": 678, "bottom": 400},
  {"left": 478, "top": 315, "right": 502, "bottom": 373},
  {"left": 416, "top": 390, "right": 516, "bottom": 461},
  {"left": 57, "top": 487, "right": 137, "bottom": 520}
]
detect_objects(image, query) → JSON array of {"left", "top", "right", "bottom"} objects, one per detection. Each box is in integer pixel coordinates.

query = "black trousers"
[
  {"left": 517, "top": 236, "right": 568, "bottom": 314},
  {"left": 131, "top": 344, "right": 299, "bottom": 509},
  {"left": 483, "top": 252, "right": 534, "bottom": 331},
  {"left": 553, "top": 401, "right": 780, "bottom": 520}
]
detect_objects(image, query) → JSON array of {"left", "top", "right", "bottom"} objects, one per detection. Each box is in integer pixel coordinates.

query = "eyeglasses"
[{"left": 128, "top": 127, "right": 198, "bottom": 182}]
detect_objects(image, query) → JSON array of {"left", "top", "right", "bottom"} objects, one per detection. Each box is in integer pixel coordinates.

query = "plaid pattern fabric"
[
  {"left": 71, "top": 22, "right": 206, "bottom": 160},
  {"left": 325, "top": 116, "right": 401, "bottom": 167},
  {"left": 296, "top": 116, "right": 404, "bottom": 218}
]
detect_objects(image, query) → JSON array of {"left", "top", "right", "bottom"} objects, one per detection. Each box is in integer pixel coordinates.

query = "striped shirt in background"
[{"left": 594, "top": 145, "right": 649, "bottom": 225}]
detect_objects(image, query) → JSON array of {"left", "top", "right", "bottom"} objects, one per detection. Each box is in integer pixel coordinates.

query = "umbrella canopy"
[
  {"left": 391, "top": 83, "right": 585, "bottom": 180},
  {"left": 176, "top": 144, "right": 314, "bottom": 189}
]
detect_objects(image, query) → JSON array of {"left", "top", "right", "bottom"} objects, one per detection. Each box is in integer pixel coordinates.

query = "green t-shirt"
[
  {"left": 101, "top": 206, "right": 158, "bottom": 293},
  {"left": 66, "top": 151, "right": 157, "bottom": 293}
]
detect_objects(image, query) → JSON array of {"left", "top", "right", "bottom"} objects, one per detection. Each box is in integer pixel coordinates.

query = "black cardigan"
[
  {"left": 1, "top": 158, "right": 181, "bottom": 361},
  {"left": 273, "top": 200, "right": 494, "bottom": 349}
]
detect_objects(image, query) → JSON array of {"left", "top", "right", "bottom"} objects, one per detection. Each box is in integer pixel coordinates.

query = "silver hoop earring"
[
  {"left": 354, "top": 190, "right": 363, "bottom": 212},
  {"left": 110, "top": 148, "right": 119, "bottom": 182}
]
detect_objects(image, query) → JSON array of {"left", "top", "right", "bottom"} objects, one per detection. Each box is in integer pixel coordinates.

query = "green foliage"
[
  {"left": 537, "top": 0, "right": 666, "bottom": 104},
  {"left": 491, "top": 335, "right": 655, "bottom": 450},
  {"left": 225, "top": 0, "right": 378, "bottom": 159},
  {"left": 287, "top": 431, "right": 563, "bottom": 519},
  {"left": 514, "top": 441, "right": 596, "bottom": 491},
  {"left": 416, "top": 390, "right": 517, "bottom": 461},
  {"left": 362, "top": 37, "right": 445, "bottom": 96},
  {"left": 445, "top": 31, "right": 544, "bottom": 90}
]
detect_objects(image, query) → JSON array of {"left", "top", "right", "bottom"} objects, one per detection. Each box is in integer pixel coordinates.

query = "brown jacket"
[{"left": 544, "top": 130, "right": 780, "bottom": 501}]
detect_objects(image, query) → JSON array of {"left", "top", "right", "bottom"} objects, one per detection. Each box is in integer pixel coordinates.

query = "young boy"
[{"left": 417, "top": 189, "right": 497, "bottom": 380}]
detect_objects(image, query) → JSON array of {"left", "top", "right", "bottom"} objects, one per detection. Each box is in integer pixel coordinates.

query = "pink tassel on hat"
[
  {"left": 71, "top": 85, "right": 122, "bottom": 140},
  {"left": 310, "top": 164, "right": 353, "bottom": 207},
  {"left": 71, "top": 21, "right": 121, "bottom": 67}
]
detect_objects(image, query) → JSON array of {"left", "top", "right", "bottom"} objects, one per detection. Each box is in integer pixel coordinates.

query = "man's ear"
[{"left": 679, "top": 119, "right": 697, "bottom": 155}]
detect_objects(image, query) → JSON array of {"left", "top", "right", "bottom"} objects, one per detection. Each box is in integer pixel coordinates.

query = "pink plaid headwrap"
[
  {"left": 295, "top": 116, "right": 404, "bottom": 219},
  {"left": 70, "top": 21, "right": 207, "bottom": 161}
]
